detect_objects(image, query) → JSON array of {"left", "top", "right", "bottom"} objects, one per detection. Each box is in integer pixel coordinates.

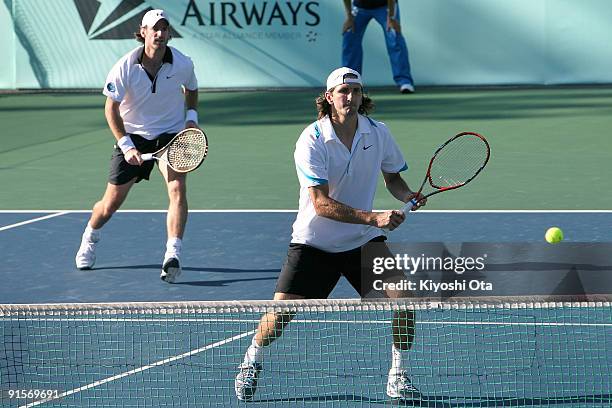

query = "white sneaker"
[
  {"left": 387, "top": 370, "right": 421, "bottom": 400},
  {"left": 75, "top": 234, "right": 99, "bottom": 270},
  {"left": 235, "top": 362, "right": 263, "bottom": 401},
  {"left": 160, "top": 256, "right": 181, "bottom": 283},
  {"left": 400, "top": 84, "right": 415, "bottom": 94}
]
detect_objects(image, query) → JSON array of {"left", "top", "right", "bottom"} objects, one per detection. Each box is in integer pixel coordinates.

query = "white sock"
[
  {"left": 243, "top": 336, "right": 264, "bottom": 365},
  {"left": 83, "top": 224, "right": 100, "bottom": 242},
  {"left": 390, "top": 344, "right": 407, "bottom": 376},
  {"left": 165, "top": 237, "right": 182, "bottom": 260}
]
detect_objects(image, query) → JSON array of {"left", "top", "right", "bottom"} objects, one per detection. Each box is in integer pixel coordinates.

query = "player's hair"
[
  {"left": 315, "top": 88, "right": 374, "bottom": 120},
  {"left": 134, "top": 26, "right": 172, "bottom": 43},
  {"left": 134, "top": 31, "right": 145, "bottom": 43}
]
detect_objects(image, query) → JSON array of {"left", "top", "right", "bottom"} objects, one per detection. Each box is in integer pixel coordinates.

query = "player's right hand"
[
  {"left": 184, "top": 121, "right": 199, "bottom": 130},
  {"left": 124, "top": 148, "right": 143, "bottom": 166},
  {"left": 342, "top": 17, "right": 354, "bottom": 33},
  {"left": 376, "top": 210, "right": 405, "bottom": 231}
]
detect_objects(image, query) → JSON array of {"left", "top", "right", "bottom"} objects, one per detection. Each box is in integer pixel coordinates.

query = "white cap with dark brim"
[
  {"left": 326, "top": 67, "right": 362, "bottom": 91},
  {"left": 141, "top": 9, "right": 169, "bottom": 28}
]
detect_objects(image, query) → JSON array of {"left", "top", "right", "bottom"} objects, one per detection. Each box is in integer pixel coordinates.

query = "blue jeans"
[{"left": 342, "top": 3, "right": 414, "bottom": 87}]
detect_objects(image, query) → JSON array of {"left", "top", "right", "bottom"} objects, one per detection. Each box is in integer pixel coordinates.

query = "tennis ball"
[{"left": 545, "top": 227, "right": 564, "bottom": 244}]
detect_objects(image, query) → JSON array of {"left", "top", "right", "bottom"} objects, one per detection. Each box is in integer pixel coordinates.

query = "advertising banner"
[{"left": 3, "top": 0, "right": 612, "bottom": 89}]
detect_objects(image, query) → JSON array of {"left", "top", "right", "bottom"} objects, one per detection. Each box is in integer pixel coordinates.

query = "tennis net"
[{"left": 1, "top": 297, "right": 611, "bottom": 407}]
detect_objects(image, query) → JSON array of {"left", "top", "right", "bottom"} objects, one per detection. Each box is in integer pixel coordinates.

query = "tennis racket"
[
  {"left": 391, "top": 132, "right": 490, "bottom": 227},
  {"left": 141, "top": 128, "right": 208, "bottom": 173}
]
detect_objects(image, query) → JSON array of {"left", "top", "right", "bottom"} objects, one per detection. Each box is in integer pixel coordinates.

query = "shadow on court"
[
  {"left": 92, "top": 265, "right": 280, "bottom": 274},
  {"left": 91, "top": 265, "right": 280, "bottom": 287}
]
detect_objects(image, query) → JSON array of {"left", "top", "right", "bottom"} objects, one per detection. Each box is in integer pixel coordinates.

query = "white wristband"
[
  {"left": 117, "top": 135, "right": 136, "bottom": 154},
  {"left": 185, "top": 109, "right": 198, "bottom": 125}
]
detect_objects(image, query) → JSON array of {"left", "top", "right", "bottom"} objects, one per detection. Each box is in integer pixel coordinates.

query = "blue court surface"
[
  {"left": 1, "top": 211, "right": 611, "bottom": 407},
  {"left": 2, "top": 210, "right": 612, "bottom": 303}
]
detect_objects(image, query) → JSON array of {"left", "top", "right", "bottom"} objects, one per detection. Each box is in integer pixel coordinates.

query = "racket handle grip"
[
  {"left": 141, "top": 153, "right": 154, "bottom": 161},
  {"left": 383, "top": 198, "right": 419, "bottom": 232},
  {"left": 400, "top": 198, "right": 418, "bottom": 214}
]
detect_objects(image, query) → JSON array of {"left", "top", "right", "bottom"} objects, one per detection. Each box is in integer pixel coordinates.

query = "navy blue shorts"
[
  {"left": 275, "top": 236, "right": 405, "bottom": 298},
  {"left": 108, "top": 133, "right": 175, "bottom": 185}
]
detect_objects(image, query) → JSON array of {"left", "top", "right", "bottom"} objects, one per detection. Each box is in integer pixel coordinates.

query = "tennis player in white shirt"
[{"left": 234, "top": 67, "right": 425, "bottom": 402}]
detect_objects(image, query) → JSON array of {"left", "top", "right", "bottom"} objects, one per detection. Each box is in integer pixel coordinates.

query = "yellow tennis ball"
[{"left": 545, "top": 227, "right": 564, "bottom": 244}]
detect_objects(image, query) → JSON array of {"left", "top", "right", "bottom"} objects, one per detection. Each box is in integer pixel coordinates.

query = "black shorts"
[
  {"left": 275, "top": 236, "right": 406, "bottom": 299},
  {"left": 108, "top": 133, "right": 176, "bottom": 185}
]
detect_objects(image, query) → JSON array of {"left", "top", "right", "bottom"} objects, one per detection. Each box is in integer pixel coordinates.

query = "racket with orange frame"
[{"left": 394, "top": 132, "right": 490, "bottom": 226}]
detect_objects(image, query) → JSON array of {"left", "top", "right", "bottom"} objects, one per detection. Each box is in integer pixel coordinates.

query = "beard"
[{"left": 343, "top": 105, "right": 359, "bottom": 116}]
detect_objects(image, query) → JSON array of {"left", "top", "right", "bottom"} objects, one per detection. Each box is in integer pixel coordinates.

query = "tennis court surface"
[
  {"left": 1, "top": 211, "right": 611, "bottom": 407},
  {"left": 3, "top": 0, "right": 612, "bottom": 402}
]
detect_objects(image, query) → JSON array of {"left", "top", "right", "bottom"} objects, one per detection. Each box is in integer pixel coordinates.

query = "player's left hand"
[
  {"left": 387, "top": 17, "right": 401, "bottom": 33},
  {"left": 185, "top": 121, "right": 199, "bottom": 130},
  {"left": 405, "top": 192, "right": 427, "bottom": 211}
]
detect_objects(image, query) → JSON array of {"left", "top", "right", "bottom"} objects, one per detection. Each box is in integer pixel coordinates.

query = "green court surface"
[{"left": 0, "top": 86, "right": 610, "bottom": 210}]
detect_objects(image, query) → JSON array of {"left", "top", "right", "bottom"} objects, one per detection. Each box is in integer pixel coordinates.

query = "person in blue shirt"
[{"left": 342, "top": 0, "right": 415, "bottom": 93}]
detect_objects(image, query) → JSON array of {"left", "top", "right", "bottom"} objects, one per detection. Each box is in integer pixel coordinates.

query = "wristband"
[
  {"left": 117, "top": 135, "right": 136, "bottom": 154},
  {"left": 185, "top": 109, "right": 198, "bottom": 125}
]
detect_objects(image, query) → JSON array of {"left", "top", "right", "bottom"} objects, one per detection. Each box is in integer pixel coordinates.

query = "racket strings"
[
  {"left": 429, "top": 134, "right": 489, "bottom": 188},
  {"left": 167, "top": 130, "right": 208, "bottom": 172}
]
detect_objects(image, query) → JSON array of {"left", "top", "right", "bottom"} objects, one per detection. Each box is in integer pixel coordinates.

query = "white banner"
[{"left": 2, "top": 0, "right": 612, "bottom": 89}]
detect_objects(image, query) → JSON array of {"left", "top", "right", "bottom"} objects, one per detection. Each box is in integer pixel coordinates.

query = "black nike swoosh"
[
  {"left": 166, "top": 75, "right": 174, "bottom": 79},
  {"left": 363, "top": 145, "right": 373, "bottom": 150}
]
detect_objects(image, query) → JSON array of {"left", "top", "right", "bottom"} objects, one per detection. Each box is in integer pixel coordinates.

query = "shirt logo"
[
  {"left": 363, "top": 144, "right": 373, "bottom": 150},
  {"left": 106, "top": 82, "right": 116, "bottom": 92},
  {"left": 313, "top": 123, "right": 321, "bottom": 139}
]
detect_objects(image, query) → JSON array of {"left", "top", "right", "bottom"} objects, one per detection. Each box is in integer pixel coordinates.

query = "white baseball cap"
[
  {"left": 141, "top": 9, "right": 169, "bottom": 28},
  {"left": 326, "top": 67, "right": 362, "bottom": 91}
]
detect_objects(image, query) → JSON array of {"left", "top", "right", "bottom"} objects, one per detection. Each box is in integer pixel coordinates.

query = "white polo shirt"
[
  {"left": 102, "top": 46, "right": 198, "bottom": 139},
  {"left": 291, "top": 114, "right": 408, "bottom": 252}
]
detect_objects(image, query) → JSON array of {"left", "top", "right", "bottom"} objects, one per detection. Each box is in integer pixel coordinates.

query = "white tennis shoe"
[
  {"left": 75, "top": 234, "right": 99, "bottom": 270},
  {"left": 235, "top": 362, "right": 263, "bottom": 401},
  {"left": 160, "top": 256, "right": 181, "bottom": 283},
  {"left": 386, "top": 370, "right": 421, "bottom": 400},
  {"left": 400, "top": 83, "right": 415, "bottom": 94}
]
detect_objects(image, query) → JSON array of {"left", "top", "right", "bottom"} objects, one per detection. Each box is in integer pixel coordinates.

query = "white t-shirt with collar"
[
  {"left": 291, "top": 114, "right": 408, "bottom": 252},
  {"left": 102, "top": 46, "right": 198, "bottom": 140}
]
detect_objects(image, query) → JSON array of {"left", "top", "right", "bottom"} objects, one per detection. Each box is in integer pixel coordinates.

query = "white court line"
[
  {"left": 0, "top": 212, "right": 69, "bottom": 232},
  {"left": 1, "top": 210, "right": 611, "bottom": 214},
  {"left": 0, "top": 209, "right": 296, "bottom": 213},
  {"left": 19, "top": 329, "right": 256, "bottom": 408},
  {"left": 6, "top": 317, "right": 611, "bottom": 327}
]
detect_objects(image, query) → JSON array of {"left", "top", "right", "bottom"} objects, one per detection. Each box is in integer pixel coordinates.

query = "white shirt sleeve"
[
  {"left": 294, "top": 124, "right": 328, "bottom": 187},
  {"left": 380, "top": 124, "right": 408, "bottom": 173},
  {"left": 102, "top": 60, "right": 127, "bottom": 102},
  {"left": 183, "top": 59, "right": 198, "bottom": 91}
]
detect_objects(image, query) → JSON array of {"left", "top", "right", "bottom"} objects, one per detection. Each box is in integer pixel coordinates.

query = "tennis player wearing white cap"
[
  {"left": 234, "top": 67, "right": 425, "bottom": 402},
  {"left": 75, "top": 9, "right": 200, "bottom": 284}
]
